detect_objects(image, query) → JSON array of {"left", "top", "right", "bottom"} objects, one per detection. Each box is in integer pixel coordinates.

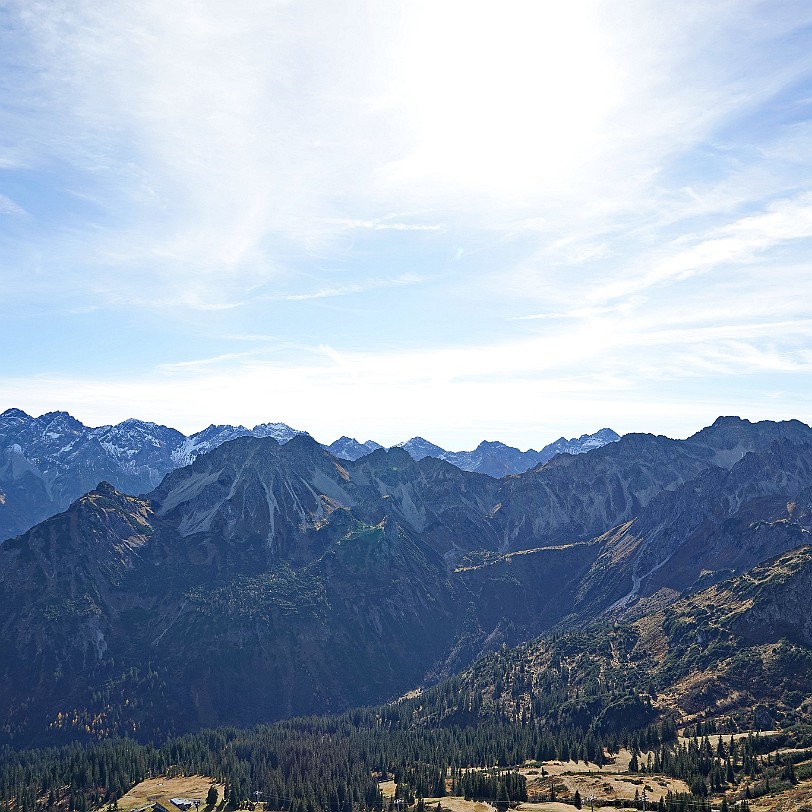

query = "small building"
[{"left": 170, "top": 799, "right": 202, "bottom": 811}]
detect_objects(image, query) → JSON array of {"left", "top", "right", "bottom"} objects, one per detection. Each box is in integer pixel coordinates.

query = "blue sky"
[{"left": 3, "top": 1, "right": 812, "bottom": 449}]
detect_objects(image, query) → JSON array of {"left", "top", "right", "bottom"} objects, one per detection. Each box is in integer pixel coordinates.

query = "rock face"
[{"left": 1, "top": 415, "right": 812, "bottom": 744}]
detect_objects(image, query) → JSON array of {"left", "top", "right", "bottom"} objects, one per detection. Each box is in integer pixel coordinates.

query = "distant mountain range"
[
  {"left": 1, "top": 414, "right": 811, "bottom": 744},
  {"left": 388, "top": 428, "right": 621, "bottom": 476},
  {"left": 0, "top": 407, "right": 619, "bottom": 541}
]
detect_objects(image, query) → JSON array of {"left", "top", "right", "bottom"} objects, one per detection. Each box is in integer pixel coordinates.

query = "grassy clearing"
[
  {"left": 378, "top": 782, "right": 397, "bottom": 799},
  {"left": 110, "top": 777, "right": 225, "bottom": 812},
  {"left": 425, "top": 799, "right": 495, "bottom": 812},
  {"left": 676, "top": 730, "right": 782, "bottom": 747},
  {"left": 513, "top": 804, "right": 582, "bottom": 812},
  {"left": 519, "top": 750, "right": 689, "bottom": 803}
]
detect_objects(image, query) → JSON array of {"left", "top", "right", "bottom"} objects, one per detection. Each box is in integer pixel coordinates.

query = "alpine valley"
[{"left": 3, "top": 413, "right": 812, "bottom": 812}]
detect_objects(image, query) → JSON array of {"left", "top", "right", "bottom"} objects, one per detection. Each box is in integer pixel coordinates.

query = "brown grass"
[
  {"left": 108, "top": 776, "right": 225, "bottom": 812},
  {"left": 423, "top": 799, "right": 495, "bottom": 812},
  {"left": 515, "top": 804, "right": 584, "bottom": 812},
  {"left": 676, "top": 730, "right": 781, "bottom": 747},
  {"left": 518, "top": 750, "right": 689, "bottom": 804},
  {"left": 378, "top": 782, "right": 397, "bottom": 799}
]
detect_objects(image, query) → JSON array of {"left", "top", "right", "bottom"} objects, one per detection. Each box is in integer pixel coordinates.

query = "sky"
[{"left": 2, "top": 1, "right": 812, "bottom": 449}]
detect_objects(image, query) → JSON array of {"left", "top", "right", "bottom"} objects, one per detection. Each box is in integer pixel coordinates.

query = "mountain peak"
[
  {"left": 1, "top": 407, "right": 31, "bottom": 420},
  {"left": 383, "top": 445, "right": 415, "bottom": 463},
  {"left": 475, "top": 440, "right": 510, "bottom": 451},
  {"left": 593, "top": 427, "right": 621, "bottom": 440},
  {"left": 395, "top": 437, "right": 447, "bottom": 461},
  {"left": 711, "top": 415, "right": 747, "bottom": 428},
  {"left": 282, "top": 432, "right": 320, "bottom": 451},
  {"left": 196, "top": 422, "right": 249, "bottom": 435},
  {"left": 41, "top": 410, "right": 80, "bottom": 420},
  {"left": 251, "top": 422, "right": 307, "bottom": 441},
  {"left": 39, "top": 410, "right": 85, "bottom": 432},
  {"left": 94, "top": 480, "right": 120, "bottom": 496},
  {"left": 118, "top": 417, "right": 167, "bottom": 430},
  {"left": 326, "top": 436, "right": 383, "bottom": 461}
]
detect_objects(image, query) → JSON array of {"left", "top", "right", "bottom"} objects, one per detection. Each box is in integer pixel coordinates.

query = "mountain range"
[
  {"left": 1, "top": 414, "right": 811, "bottom": 745},
  {"left": 0, "top": 407, "right": 618, "bottom": 541}
]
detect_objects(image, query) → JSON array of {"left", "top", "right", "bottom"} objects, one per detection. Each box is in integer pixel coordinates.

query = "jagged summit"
[
  {"left": 40, "top": 409, "right": 77, "bottom": 420},
  {"left": 0, "top": 407, "right": 30, "bottom": 420},
  {"left": 395, "top": 436, "right": 447, "bottom": 460},
  {"left": 252, "top": 421, "right": 309, "bottom": 440},
  {"left": 198, "top": 421, "right": 250, "bottom": 433},
  {"left": 326, "top": 436, "right": 383, "bottom": 461},
  {"left": 686, "top": 415, "right": 812, "bottom": 468},
  {"left": 117, "top": 417, "right": 176, "bottom": 430}
]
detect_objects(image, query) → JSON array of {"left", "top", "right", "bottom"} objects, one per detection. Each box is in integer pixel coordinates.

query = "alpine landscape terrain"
[
  {"left": 5, "top": 3, "right": 812, "bottom": 812},
  {"left": 2, "top": 413, "right": 812, "bottom": 811}
]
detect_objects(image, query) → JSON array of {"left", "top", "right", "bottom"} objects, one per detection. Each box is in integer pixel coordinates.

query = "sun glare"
[{"left": 387, "top": 1, "right": 620, "bottom": 200}]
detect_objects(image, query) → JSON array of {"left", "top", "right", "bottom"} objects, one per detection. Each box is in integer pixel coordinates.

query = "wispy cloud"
[
  {"left": 156, "top": 350, "right": 269, "bottom": 372},
  {"left": 1, "top": 1, "right": 410, "bottom": 304},
  {"left": 257, "top": 274, "right": 422, "bottom": 302},
  {"left": 510, "top": 300, "right": 641, "bottom": 322},
  {"left": 5, "top": 1, "right": 812, "bottom": 308},
  {"left": 0, "top": 194, "right": 26, "bottom": 215},
  {"left": 334, "top": 218, "right": 443, "bottom": 232},
  {"left": 589, "top": 193, "right": 812, "bottom": 305}
]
